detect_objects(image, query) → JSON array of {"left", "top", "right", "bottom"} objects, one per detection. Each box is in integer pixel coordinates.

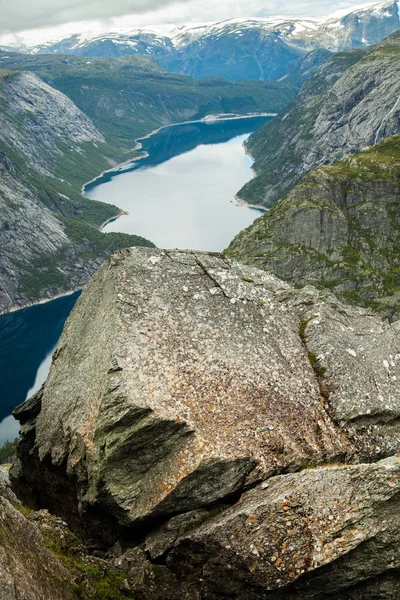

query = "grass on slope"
[
  {"left": 226, "top": 135, "right": 400, "bottom": 311},
  {"left": 0, "top": 53, "right": 296, "bottom": 150}
]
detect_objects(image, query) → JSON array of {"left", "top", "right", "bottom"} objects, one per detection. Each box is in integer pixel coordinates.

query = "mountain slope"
[
  {"left": 0, "top": 70, "right": 155, "bottom": 313},
  {"left": 238, "top": 32, "right": 400, "bottom": 207},
  {"left": 0, "top": 58, "right": 294, "bottom": 313},
  {"left": 226, "top": 135, "right": 400, "bottom": 314},
  {"left": 0, "top": 53, "right": 295, "bottom": 150}
]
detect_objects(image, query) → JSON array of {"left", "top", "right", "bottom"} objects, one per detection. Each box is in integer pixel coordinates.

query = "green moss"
[
  {"left": 12, "top": 503, "right": 34, "bottom": 517},
  {"left": 308, "top": 351, "right": 327, "bottom": 378},
  {"left": 300, "top": 317, "right": 330, "bottom": 399},
  {"left": 299, "top": 316, "right": 316, "bottom": 344},
  {"left": 41, "top": 518, "right": 133, "bottom": 600}
]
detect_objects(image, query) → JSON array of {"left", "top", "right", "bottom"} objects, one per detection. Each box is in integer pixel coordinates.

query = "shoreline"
[
  {"left": 81, "top": 112, "right": 276, "bottom": 195},
  {"left": 234, "top": 195, "right": 267, "bottom": 212},
  {"left": 3, "top": 288, "right": 81, "bottom": 316},
  {"left": 99, "top": 211, "right": 129, "bottom": 232},
  {"left": 233, "top": 144, "right": 268, "bottom": 212},
  {"left": 4, "top": 112, "right": 273, "bottom": 317}
]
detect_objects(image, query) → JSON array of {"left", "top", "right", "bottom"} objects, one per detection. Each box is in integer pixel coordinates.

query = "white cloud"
[{"left": 0, "top": 0, "right": 387, "bottom": 46}]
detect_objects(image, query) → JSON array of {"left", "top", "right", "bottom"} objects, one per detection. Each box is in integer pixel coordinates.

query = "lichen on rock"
[{"left": 10, "top": 247, "right": 400, "bottom": 598}]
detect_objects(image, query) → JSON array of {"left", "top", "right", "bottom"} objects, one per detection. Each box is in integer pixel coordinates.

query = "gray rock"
[
  {"left": 239, "top": 32, "right": 400, "bottom": 207},
  {"left": 13, "top": 248, "right": 355, "bottom": 541},
  {"left": 167, "top": 456, "right": 400, "bottom": 599},
  {"left": 0, "top": 495, "right": 79, "bottom": 600},
  {"left": 0, "top": 467, "right": 18, "bottom": 504},
  {"left": 11, "top": 247, "right": 400, "bottom": 598},
  {"left": 291, "top": 288, "right": 400, "bottom": 455},
  {"left": 227, "top": 134, "right": 400, "bottom": 311}
]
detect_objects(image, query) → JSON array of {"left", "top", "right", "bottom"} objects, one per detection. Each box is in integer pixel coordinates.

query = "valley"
[
  {"left": 1, "top": 2, "right": 400, "bottom": 598},
  {"left": 0, "top": 55, "right": 290, "bottom": 313}
]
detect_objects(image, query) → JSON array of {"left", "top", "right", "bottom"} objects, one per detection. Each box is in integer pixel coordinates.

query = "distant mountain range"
[{"left": 6, "top": 1, "right": 400, "bottom": 82}]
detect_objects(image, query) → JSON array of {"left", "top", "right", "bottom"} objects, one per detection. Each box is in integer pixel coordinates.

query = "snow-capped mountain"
[{"left": 7, "top": 1, "right": 400, "bottom": 81}]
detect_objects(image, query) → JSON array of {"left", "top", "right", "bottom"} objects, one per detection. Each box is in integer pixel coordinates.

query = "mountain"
[
  {"left": 238, "top": 32, "right": 400, "bottom": 207},
  {"left": 227, "top": 135, "right": 400, "bottom": 314},
  {"left": 0, "top": 53, "right": 295, "bottom": 149},
  {"left": 11, "top": 1, "right": 400, "bottom": 82},
  {"left": 0, "top": 69, "right": 154, "bottom": 313},
  {"left": 0, "top": 58, "right": 292, "bottom": 313}
]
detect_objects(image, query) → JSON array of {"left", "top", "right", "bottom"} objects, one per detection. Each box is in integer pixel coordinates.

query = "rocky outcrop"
[
  {"left": 165, "top": 457, "right": 400, "bottom": 600},
  {"left": 11, "top": 248, "right": 400, "bottom": 598},
  {"left": 0, "top": 466, "right": 132, "bottom": 600},
  {"left": 0, "top": 467, "right": 79, "bottom": 600},
  {"left": 239, "top": 32, "right": 400, "bottom": 207},
  {"left": 227, "top": 135, "right": 400, "bottom": 312}
]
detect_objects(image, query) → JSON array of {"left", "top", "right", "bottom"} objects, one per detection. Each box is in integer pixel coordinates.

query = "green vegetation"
[
  {"left": 0, "top": 54, "right": 296, "bottom": 306},
  {"left": 227, "top": 133, "right": 400, "bottom": 314},
  {"left": 300, "top": 318, "right": 329, "bottom": 400},
  {"left": 237, "top": 33, "right": 400, "bottom": 207},
  {"left": 40, "top": 516, "right": 133, "bottom": 600},
  {"left": 0, "top": 438, "right": 18, "bottom": 463},
  {"left": 0, "top": 53, "right": 296, "bottom": 151}
]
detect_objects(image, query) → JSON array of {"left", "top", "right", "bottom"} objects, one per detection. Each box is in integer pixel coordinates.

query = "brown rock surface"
[{"left": 166, "top": 456, "right": 400, "bottom": 599}]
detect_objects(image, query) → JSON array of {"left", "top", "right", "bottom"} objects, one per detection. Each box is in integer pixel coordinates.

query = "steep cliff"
[
  {"left": 227, "top": 135, "right": 400, "bottom": 313},
  {"left": 239, "top": 32, "right": 400, "bottom": 207},
  {"left": 0, "top": 70, "right": 154, "bottom": 313},
  {"left": 11, "top": 248, "right": 400, "bottom": 599}
]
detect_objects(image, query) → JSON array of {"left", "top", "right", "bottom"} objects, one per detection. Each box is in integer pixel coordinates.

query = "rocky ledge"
[{"left": 9, "top": 248, "right": 400, "bottom": 599}]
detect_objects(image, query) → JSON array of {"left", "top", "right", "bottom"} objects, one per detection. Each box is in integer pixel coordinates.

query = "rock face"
[
  {"left": 167, "top": 457, "right": 400, "bottom": 600},
  {"left": 0, "top": 70, "right": 153, "bottom": 313},
  {"left": 0, "top": 466, "right": 133, "bottom": 600},
  {"left": 0, "top": 468, "right": 80, "bottom": 600},
  {"left": 239, "top": 32, "right": 400, "bottom": 207},
  {"left": 227, "top": 135, "right": 400, "bottom": 311},
  {"left": 11, "top": 248, "right": 400, "bottom": 598}
]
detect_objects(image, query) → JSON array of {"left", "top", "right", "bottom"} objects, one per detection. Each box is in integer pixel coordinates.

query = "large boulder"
[
  {"left": 164, "top": 456, "right": 400, "bottom": 599},
  {"left": 13, "top": 248, "right": 355, "bottom": 541},
  {"left": 11, "top": 248, "right": 400, "bottom": 597}
]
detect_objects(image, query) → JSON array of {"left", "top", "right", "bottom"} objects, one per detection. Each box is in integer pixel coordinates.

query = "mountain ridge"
[{"left": 5, "top": 1, "right": 399, "bottom": 83}]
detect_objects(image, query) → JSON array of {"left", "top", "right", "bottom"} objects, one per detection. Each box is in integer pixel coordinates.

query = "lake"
[
  {"left": 0, "top": 292, "right": 80, "bottom": 445},
  {"left": 0, "top": 116, "right": 269, "bottom": 444},
  {"left": 85, "top": 116, "right": 268, "bottom": 250}
]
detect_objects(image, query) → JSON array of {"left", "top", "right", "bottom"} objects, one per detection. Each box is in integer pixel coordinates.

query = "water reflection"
[{"left": 86, "top": 117, "right": 269, "bottom": 251}]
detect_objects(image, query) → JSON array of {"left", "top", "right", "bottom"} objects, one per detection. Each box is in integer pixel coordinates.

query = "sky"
[{"left": 0, "top": 0, "right": 387, "bottom": 46}]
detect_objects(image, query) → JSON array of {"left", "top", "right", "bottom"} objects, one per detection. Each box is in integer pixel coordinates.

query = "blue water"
[
  {"left": 85, "top": 116, "right": 269, "bottom": 251},
  {"left": 0, "top": 292, "right": 79, "bottom": 445},
  {"left": 0, "top": 116, "right": 268, "bottom": 445}
]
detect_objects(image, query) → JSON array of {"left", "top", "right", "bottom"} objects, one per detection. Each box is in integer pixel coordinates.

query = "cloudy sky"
[{"left": 0, "top": 0, "right": 384, "bottom": 45}]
